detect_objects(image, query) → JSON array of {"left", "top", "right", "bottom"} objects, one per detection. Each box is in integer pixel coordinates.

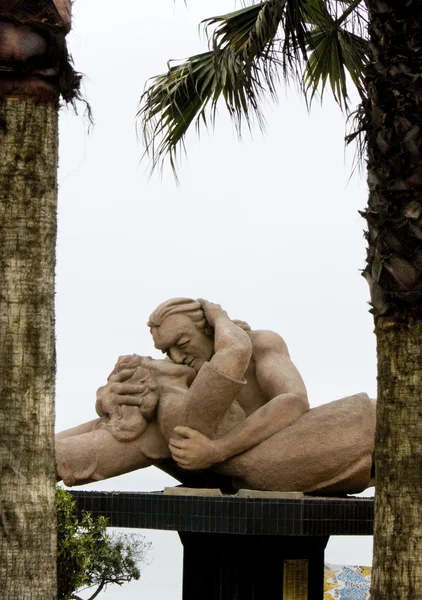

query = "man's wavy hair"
[{"left": 147, "top": 298, "right": 250, "bottom": 335}]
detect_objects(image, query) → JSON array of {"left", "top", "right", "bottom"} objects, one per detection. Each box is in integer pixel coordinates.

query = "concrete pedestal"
[{"left": 71, "top": 490, "right": 373, "bottom": 600}]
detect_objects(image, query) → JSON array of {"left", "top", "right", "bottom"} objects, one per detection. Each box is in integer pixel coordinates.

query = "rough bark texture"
[
  {"left": 0, "top": 1, "right": 80, "bottom": 103},
  {"left": 363, "top": 1, "right": 422, "bottom": 598},
  {"left": 0, "top": 98, "right": 58, "bottom": 598},
  {"left": 363, "top": 0, "right": 422, "bottom": 323},
  {"left": 373, "top": 321, "right": 422, "bottom": 599}
]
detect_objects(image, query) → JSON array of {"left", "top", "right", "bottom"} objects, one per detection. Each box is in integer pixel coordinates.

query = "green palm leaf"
[
  {"left": 304, "top": 0, "right": 368, "bottom": 108},
  {"left": 138, "top": 0, "right": 368, "bottom": 175}
]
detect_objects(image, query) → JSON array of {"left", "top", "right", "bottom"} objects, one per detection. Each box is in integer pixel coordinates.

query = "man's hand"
[
  {"left": 199, "top": 299, "right": 230, "bottom": 328},
  {"left": 169, "top": 426, "right": 224, "bottom": 470}
]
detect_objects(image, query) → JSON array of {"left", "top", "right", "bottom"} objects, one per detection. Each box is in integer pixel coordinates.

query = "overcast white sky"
[{"left": 56, "top": 1, "right": 376, "bottom": 598}]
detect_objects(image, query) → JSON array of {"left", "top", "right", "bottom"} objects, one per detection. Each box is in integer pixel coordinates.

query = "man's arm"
[
  {"left": 214, "top": 330, "right": 309, "bottom": 458},
  {"left": 169, "top": 330, "right": 309, "bottom": 470},
  {"left": 203, "top": 300, "right": 252, "bottom": 381}
]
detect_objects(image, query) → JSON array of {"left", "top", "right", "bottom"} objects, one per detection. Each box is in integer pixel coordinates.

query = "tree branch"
[{"left": 87, "top": 580, "right": 106, "bottom": 600}]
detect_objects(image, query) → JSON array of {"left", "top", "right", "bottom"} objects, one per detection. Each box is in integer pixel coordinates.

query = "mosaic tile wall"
[{"left": 324, "top": 564, "right": 371, "bottom": 600}]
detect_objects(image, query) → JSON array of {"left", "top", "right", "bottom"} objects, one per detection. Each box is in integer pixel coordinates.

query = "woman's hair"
[{"left": 104, "top": 355, "right": 196, "bottom": 442}]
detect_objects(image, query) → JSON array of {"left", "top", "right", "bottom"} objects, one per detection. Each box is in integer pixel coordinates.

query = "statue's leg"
[
  {"left": 176, "top": 362, "right": 246, "bottom": 438},
  {"left": 218, "top": 394, "right": 376, "bottom": 495},
  {"left": 56, "top": 428, "right": 154, "bottom": 486},
  {"left": 156, "top": 458, "right": 236, "bottom": 492},
  {"left": 56, "top": 418, "right": 102, "bottom": 440},
  {"left": 158, "top": 371, "right": 245, "bottom": 443}
]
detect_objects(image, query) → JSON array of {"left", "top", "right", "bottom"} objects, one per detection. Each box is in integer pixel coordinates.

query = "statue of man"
[
  {"left": 56, "top": 301, "right": 375, "bottom": 494},
  {"left": 144, "top": 298, "right": 310, "bottom": 471}
]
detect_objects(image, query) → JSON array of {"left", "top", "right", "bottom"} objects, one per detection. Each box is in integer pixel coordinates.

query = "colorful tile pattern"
[{"left": 324, "top": 563, "right": 371, "bottom": 600}]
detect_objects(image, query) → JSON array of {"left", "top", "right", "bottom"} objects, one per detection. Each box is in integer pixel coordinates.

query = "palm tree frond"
[
  {"left": 138, "top": 52, "right": 217, "bottom": 178},
  {"left": 138, "top": 0, "right": 368, "bottom": 174},
  {"left": 345, "top": 101, "right": 368, "bottom": 175},
  {"left": 304, "top": 18, "right": 369, "bottom": 109},
  {"left": 139, "top": 1, "right": 289, "bottom": 176}
]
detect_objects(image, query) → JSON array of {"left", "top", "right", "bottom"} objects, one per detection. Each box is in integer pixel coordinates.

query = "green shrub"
[{"left": 57, "top": 487, "right": 151, "bottom": 600}]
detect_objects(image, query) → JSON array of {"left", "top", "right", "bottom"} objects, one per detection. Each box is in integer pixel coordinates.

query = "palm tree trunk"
[
  {"left": 363, "top": 1, "right": 422, "bottom": 597},
  {"left": 373, "top": 323, "right": 422, "bottom": 598},
  {"left": 0, "top": 98, "right": 58, "bottom": 599},
  {"left": 0, "top": 1, "right": 76, "bottom": 596}
]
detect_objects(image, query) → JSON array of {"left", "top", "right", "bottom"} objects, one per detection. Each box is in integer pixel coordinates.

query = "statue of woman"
[{"left": 56, "top": 304, "right": 375, "bottom": 495}]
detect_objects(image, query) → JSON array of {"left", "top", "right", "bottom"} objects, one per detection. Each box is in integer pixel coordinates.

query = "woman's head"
[
  {"left": 105, "top": 355, "right": 195, "bottom": 442},
  {"left": 103, "top": 356, "right": 159, "bottom": 442},
  {"left": 117, "top": 354, "right": 196, "bottom": 389}
]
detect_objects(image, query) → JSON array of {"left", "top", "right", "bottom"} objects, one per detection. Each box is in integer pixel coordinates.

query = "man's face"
[{"left": 151, "top": 314, "right": 214, "bottom": 374}]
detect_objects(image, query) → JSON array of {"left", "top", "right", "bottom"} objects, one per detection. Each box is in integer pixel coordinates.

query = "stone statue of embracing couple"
[{"left": 56, "top": 298, "right": 376, "bottom": 495}]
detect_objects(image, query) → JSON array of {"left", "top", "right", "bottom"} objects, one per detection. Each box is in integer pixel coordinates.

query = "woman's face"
[
  {"left": 144, "top": 357, "right": 196, "bottom": 387},
  {"left": 114, "top": 355, "right": 196, "bottom": 398}
]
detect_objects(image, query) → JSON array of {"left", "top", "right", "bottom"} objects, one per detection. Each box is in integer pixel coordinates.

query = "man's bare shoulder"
[{"left": 249, "top": 329, "right": 290, "bottom": 358}]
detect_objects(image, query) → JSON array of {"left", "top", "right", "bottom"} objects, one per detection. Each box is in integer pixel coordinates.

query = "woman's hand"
[
  {"left": 169, "top": 426, "right": 224, "bottom": 470},
  {"left": 95, "top": 355, "right": 146, "bottom": 417}
]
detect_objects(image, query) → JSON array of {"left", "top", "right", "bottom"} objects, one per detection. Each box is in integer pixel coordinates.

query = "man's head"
[{"left": 148, "top": 298, "right": 214, "bottom": 373}]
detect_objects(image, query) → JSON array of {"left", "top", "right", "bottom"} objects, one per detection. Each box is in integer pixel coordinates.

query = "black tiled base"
[
  {"left": 70, "top": 491, "right": 373, "bottom": 536},
  {"left": 70, "top": 491, "right": 373, "bottom": 600}
]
